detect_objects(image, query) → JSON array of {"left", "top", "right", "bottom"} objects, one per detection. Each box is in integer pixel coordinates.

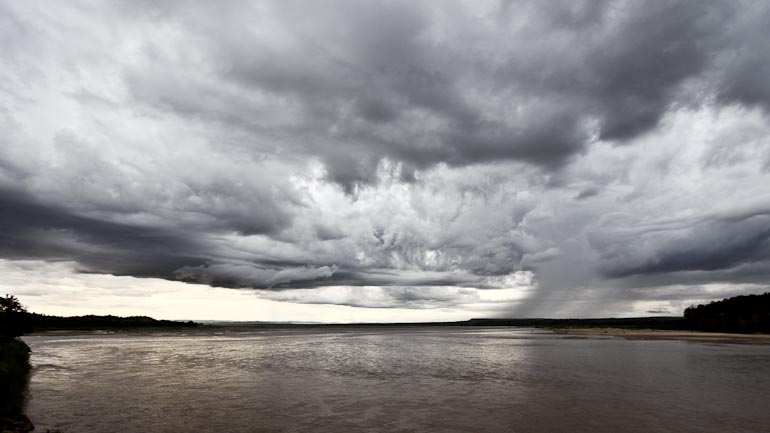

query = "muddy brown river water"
[{"left": 23, "top": 327, "right": 770, "bottom": 433}]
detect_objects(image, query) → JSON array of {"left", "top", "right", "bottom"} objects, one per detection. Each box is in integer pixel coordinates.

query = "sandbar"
[{"left": 553, "top": 328, "right": 770, "bottom": 344}]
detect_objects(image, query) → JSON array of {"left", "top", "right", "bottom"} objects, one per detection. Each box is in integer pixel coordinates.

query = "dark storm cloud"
[
  {"left": 574, "top": 187, "right": 600, "bottom": 201},
  {"left": 117, "top": 1, "right": 768, "bottom": 191},
  {"left": 260, "top": 286, "right": 482, "bottom": 309},
  {"left": 3, "top": 0, "right": 770, "bottom": 314},
  {"left": 574, "top": 1, "right": 727, "bottom": 140},
  {"left": 120, "top": 0, "right": 764, "bottom": 192},
  {"left": 173, "top": 248, "right": 522, "bottom": 291},
  {"left": 0, "top": 188, "right": 207, "bottom": 278},
  {"left": 594, "top": 209, "right": 770, "bottom": 281},
  {"left": 715, "top": 2, "right": 770, "bottom": 111}
]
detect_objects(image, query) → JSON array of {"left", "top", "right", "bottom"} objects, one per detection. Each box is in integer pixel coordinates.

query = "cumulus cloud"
[{"left": 2, "top": 0, "right": 770, "bottom": 317}]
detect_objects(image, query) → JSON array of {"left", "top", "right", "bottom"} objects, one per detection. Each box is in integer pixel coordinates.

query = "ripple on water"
[{"left": 22, "top": 328, "right": 770, "bottom": 433}]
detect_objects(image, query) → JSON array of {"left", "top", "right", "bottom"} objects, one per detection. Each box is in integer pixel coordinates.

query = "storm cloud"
[{"left": 2, "top": 0, "right": 770, "bottom": 317}]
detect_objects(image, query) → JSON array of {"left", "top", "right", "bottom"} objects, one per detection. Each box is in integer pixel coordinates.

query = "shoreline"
[
  {"left": 25, "top": 325, "right": 770, "bottom": 344},
  {"left": 552, "top": 327, "right": 770, "bottom": 344}
]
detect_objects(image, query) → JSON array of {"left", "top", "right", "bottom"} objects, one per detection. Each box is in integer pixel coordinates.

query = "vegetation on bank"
[
  {"left": 1, "top": 296, "right": 198, "bottom": 433},
  {"left": 465, "top": 293, "right": 770, "bottom": 334},
  {"left": 684, "top": 292, "right": 770, "bottom": 333},
  {"left": 0, "top": 294, "right": 33, "bottom": 433},
  {"left": 216, "top": 297, "right": 769, "bottom": 334},
  {"left": 12, "top": 294, "right": 768, "bottom": 335},
  {"left": 25, "top": 313, "right": 198, "bottom": 332},
  {"left": 0, "top": 292, "right": 766, "bottom": 433}
]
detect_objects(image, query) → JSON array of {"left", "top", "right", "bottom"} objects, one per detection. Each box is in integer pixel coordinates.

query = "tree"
[
  {"left": 0, "top": 294, "right": 32, "bottom": 421},
  {"left": 0, "top": 294, "right": 27, "bottom": 314},
  {"left": 0, "top": 294, "right": 31, "bottom": 340},
  {"left": 684, "top": 293, "right": 770, "bottom": 333}
]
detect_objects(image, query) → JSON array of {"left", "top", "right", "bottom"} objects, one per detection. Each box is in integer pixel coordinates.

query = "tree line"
[
  {"left": 0, "top": 295, "right": 34, "bottom": 432},
  {"left": 684, "top": 292, "right": 770, "bottom": 333}
]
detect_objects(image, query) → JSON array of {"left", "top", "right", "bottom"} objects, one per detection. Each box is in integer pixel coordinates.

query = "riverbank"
[
  {"left": 28, "top": 324, "right": 770, "bottom": 345},
  {"left": 553, "top": 327, "right": 770, "bottom": 344},
  {"left": 0, "top": 338, "right": 33, "bottom": 433}
]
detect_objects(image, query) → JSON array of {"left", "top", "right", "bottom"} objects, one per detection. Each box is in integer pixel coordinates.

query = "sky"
[{"left": 2, "top": 0, "right": 770, "bottom": 322}]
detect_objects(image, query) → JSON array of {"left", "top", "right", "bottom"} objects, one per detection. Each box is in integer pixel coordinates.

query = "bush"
[
  {"left": 0, "top": 294, "right": 33, "bottom": 431},
  {"left": 0, "top": 338, "right": 31, "bottom": 416},
  {"left": 1, "top": 295, "right": 31, "bottom": 341}
]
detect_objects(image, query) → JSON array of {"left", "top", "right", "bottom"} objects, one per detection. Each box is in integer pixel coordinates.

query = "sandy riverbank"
[
  {"left": 554, "top": 328, "right": 770, "bottom": 344},
  {"left": 27, "top": 326, "right": 770, "bottom": 344}
]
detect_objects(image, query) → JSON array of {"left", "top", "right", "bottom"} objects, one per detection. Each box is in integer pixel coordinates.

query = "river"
[{"left": 23, "top": 327, "right": 770, "bottom": 433}]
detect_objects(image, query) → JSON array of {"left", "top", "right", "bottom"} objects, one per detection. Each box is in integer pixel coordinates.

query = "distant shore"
[
  {"left": 26, "top": 324, "right": 770, "bottom": 345},
  {"left": 553, "top": 327, "right": 770, "bottom": 344}
]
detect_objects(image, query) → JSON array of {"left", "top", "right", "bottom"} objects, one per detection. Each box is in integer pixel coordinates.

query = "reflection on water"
[{"left": 24, "top": 328, "right": 770, "bottom": 433}]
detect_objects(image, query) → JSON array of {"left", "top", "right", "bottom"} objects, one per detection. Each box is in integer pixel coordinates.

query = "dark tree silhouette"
[
  {"left": 0, "top": 295, "right": 26, "bottom": 313},
  {"left": 0, "top": 294, "right": 32, "bottom": 341},
  {"left": 0, "top": 295, "right": 33, "bottom": 429},
  {"left": 684, "top": 292, "right": 770, "bottom": 333}
]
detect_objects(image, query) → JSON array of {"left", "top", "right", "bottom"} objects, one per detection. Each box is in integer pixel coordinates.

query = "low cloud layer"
[{"left": 2, "top": 0, "right": 770, "bottom": 317}]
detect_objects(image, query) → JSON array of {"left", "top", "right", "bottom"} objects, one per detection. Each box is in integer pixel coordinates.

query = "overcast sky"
[{"left": 2, "top": 0, "right": 770, "bottom": 321}]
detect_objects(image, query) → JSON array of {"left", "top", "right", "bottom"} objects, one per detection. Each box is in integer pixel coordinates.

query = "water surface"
[{"left": 24, "top": 327, "right": 770, "bottom": 433}]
